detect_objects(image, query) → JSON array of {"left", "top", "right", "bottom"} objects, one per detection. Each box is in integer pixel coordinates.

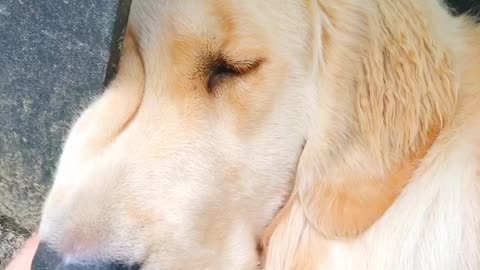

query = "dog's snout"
[{"left": 32, "top": 242, "right": 141, "bottom": 270}]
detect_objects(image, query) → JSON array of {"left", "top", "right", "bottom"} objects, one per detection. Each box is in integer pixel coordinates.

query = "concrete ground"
[
  {"left": 0, "top": 0, "right": 131, "bottom": 267},
  {"left": 0, "top": 220, "right": 29, "bottom": 268}
]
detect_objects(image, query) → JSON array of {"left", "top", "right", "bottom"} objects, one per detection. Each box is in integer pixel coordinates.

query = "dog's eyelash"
[
  {"left": 207, "top": 57, "right": 263, "bottom": 92},
  {"left": 225, "top": 59, "right": 262, "bottom": 74}
]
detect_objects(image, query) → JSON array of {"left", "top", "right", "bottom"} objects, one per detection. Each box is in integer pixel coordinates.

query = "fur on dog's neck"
[{"left": 262, "top": 0, "right": 477, "bottom": 268}]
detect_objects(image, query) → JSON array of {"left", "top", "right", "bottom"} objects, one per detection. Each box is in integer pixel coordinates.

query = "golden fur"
[
  {"left": 289, "top": 0, "right": 458, "bottom": 239},
  {"left": 35, "top": 0, "right": 480, "bottom": 269},
  {"left": 264, "top": 1, "right": 480, "bottom": 268}
]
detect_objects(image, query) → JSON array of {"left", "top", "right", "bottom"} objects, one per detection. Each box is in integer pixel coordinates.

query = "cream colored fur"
[{"left": 37, "top": 0, "right": 480, "bottom": 269}]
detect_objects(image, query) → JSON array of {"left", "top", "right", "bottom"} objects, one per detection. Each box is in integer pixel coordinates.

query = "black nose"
[{"left": 32, "top": 242, "right": 141, "bottom": 270}]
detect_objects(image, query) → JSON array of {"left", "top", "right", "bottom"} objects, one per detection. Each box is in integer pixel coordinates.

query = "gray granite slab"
[{"left": 0, "top": 0, "right": 131, "bottom": 266}]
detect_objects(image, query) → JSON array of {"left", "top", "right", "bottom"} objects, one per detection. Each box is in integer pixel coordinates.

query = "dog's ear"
[
  {"left": 265, "top": 0, "right": 455, "bottom": 243},
  {"left": 263, "top": 1, "right": 457, "bottom": 267},
  {"left": 292, "top": 0, "right": 397, "bottom": 240},
  {"left": 296, "top": 1, "right": 454, "bottom": 240}
]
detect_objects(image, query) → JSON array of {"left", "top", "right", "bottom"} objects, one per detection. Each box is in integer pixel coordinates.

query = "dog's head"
[{"left": 35, "top": 0, "right": 457, "bottom": 269}]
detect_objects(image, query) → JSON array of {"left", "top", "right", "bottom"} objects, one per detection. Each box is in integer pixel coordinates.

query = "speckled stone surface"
[
  {"left": 0, "top": 0, "right": 131, "bottom": 266},
  {"left": 0, "top": 217, "right": 28, "bottom": 269},
  {"left": 445, "top": 0, "right": 480, "bottom": 20}
]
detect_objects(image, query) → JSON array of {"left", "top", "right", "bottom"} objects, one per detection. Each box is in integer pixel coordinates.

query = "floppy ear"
[
  {"left": 295, "top": 0, "right": 455, "bottom": 239},
  {"left": 291, "top": 0, "right": 397, "bottom": 240},
  {"left": 264, "top": 0, "right": 455, "bottom": 246}
]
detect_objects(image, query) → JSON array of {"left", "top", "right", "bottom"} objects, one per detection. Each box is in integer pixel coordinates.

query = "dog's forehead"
[
  {"left": 128, "top": 0, "right": 312, "bottom": 72},
  {"left": 129, "top": 0, "right": 249, "bottom": 46}
]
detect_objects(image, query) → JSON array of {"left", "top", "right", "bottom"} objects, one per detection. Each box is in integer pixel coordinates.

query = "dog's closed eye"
[{"left": 207, "top": 55, "right": 263, "bottom": 93}]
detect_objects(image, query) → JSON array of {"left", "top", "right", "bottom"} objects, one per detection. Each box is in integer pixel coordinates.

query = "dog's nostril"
[
  {"left": 32, "top": 242, "right": 62, "bottom": 270},
  {"left": 32, "top": 242, "right": 141, "bottom": 270}
]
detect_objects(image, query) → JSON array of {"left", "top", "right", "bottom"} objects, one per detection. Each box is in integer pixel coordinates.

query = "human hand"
[{"left": 5, "top": 232, "right": 40, "bottom": 270}]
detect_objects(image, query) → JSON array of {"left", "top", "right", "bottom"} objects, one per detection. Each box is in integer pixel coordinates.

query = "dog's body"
[{"left": 34, "top": 0, "right": 480, "bottom": 269}]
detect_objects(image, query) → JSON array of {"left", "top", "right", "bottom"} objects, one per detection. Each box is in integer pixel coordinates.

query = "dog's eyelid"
[
  {"left": 207, "top": 56, "right": 264, "bottom": 92},
  {"left": 227, "top": 59, "right": 263, "bottom": 74}
]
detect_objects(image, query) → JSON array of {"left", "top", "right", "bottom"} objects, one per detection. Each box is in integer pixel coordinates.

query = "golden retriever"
[{"left": 33, "top": 0, "right": 480, "bottom": 269}]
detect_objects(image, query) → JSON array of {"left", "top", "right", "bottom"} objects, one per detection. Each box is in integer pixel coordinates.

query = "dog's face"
[{"left": 37, "top": 1, "right": 316, "bottom": 269}]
